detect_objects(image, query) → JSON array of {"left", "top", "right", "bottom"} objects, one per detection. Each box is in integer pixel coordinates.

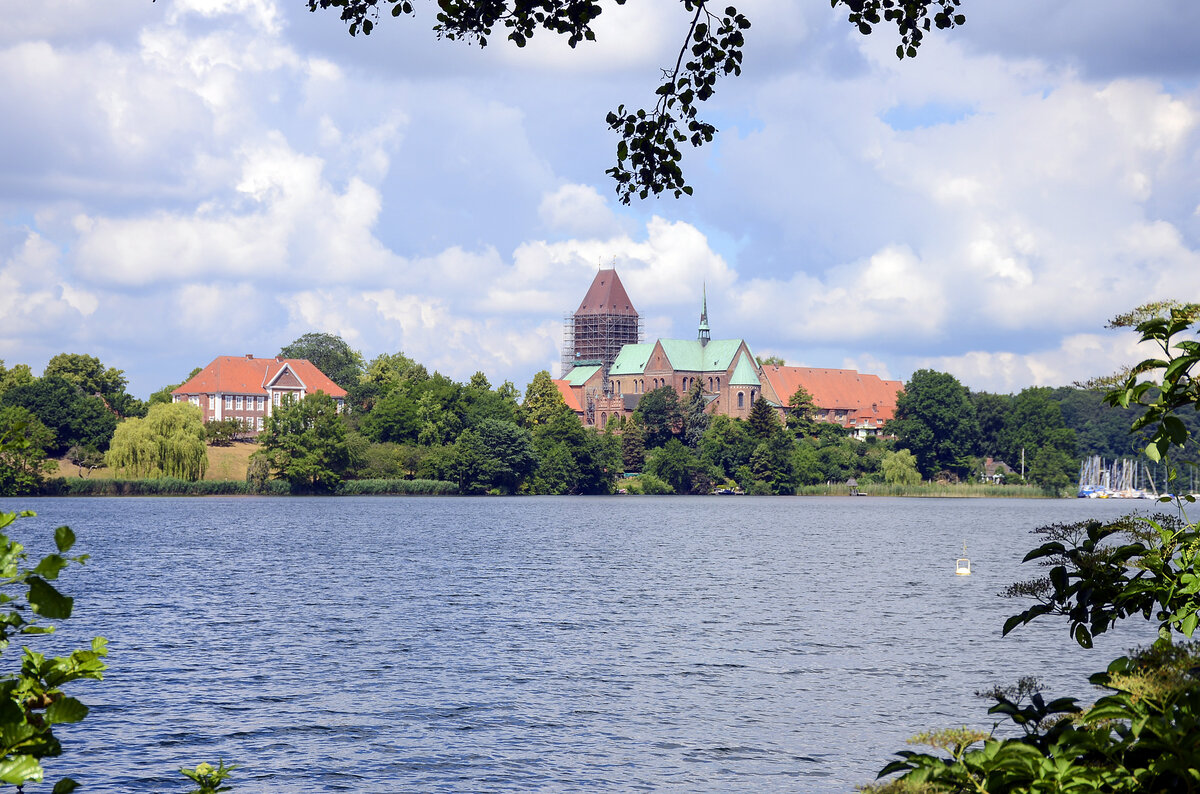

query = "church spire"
[{"left": 698, "top": 283, "right": 710, "bottom": 345}]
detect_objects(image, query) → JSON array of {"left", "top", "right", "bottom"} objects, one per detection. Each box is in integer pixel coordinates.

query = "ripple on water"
[{"left": 0, "top": 494, "right": 1158, "bottom": 793}]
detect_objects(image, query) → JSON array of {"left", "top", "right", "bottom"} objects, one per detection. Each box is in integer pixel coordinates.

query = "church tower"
[
  {"left": 698, "top": 283, "right": 710, "bottom": 346},
  {"left": 562, "top": 266, "right": 642, "bottom": 375}
]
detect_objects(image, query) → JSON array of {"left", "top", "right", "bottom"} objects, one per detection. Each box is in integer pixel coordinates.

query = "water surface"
[{"left": 1, "top": 496, "right": 1159, "bottom": 792}]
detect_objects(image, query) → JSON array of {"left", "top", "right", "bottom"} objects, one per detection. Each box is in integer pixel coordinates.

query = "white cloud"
[
  {"left": 918, "top": 332, "right": 1150, "bottom": 393},
  {"left": 729, "top": 245, "right": 944, "bottom": 343},
  {"left": 538, "top": 183, "right": 621, "bottom": 238},
  {"left": 0, "top": 232, "right": 97, "bottom": 342},
  {"left": 166, "top": 0, "right": 283, "bottom": 35},
  {"left": 280, "top": 288, "right": 562, "bottom": 382},
  {"left": 3, "top": 0, "right": 1200, "bottom": 402},
  {"left": 72, "top": 135, "right": 400, "bottom": 287}
]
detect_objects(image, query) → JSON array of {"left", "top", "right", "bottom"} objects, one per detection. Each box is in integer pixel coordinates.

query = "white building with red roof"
[{"left": 171, "top": 354, "right": 347, "bottom": 433}]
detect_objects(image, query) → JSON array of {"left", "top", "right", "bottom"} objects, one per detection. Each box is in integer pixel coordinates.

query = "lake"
[{"left": 0, "top": 495, "right": 1164, "bottom": 792}]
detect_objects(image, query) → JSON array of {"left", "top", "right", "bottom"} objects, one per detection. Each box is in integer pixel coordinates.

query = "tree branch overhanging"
[{"left": 307, "top": 0, "right": 967, "bottom": 202}]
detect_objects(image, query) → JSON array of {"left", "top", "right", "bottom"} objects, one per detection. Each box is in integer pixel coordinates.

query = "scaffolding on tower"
[{"left": 561, "top": 310, "right": 643, "bottom": 382}]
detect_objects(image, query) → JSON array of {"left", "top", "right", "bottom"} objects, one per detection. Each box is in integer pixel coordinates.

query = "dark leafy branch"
[
  {"left": 868, "top": 304, "right": 1200, "bottom": 792},
  {"left": 306, "top": 0, "right": 968, "bottom": 202},
  {"left": 1001, "top": 513, "right": 1194, "bottom": 648}
]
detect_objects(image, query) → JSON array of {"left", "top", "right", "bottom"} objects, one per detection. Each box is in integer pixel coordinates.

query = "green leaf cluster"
[
  {"left": 307, "top": 0, "right": 962, "bottom": 202},
  {"left": 870, "top": 303, "right": 1200, "bottom": 793},
  {"left": 181, "top": 759, "right": 239, "bottom": 793},
  {"left": 0, "top": 501, "right": 106, "bottom": 792}
]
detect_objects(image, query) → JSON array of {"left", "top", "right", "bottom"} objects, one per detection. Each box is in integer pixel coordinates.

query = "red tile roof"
[
  {"left": 551, "top": 379, "right": 583, "bottom": 412},
  {"left": 575, "top": 267, "right": 638, "bottom": 317},
  {"left": 760, "top": 366, "right": 903, "bottom": 426},
  {"left": 172, "top": 355, "right": 347, "bottom": 398}
]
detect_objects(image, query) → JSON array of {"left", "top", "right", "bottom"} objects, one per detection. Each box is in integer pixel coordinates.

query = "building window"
[
  {"left": 273, "top": 391, "right": 281, "bottom": 406},
  {"left": 256, "top": 417, "right": 264, "bottom": 431},
  {"left": 224, "top": 395, "right": 233, "bottom": 409},
  {"left": 189, "top": 396, "right": 199, "bottom": 407},
  {"left": 737, "top": 392, "right": 744, "bottom": 409},
  {"left": 236, "top": 395, "right": 244, "bottom": 410}
]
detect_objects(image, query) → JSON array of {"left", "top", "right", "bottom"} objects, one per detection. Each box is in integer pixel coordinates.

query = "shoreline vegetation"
[
  {"left": 30, "top": 439, "right": 1066, "bottom": 498},
  {"left": 32, "top": 474, "right": 1054, "bottom": 498},
  {"left": 11, "top": 338, "right": 1193, "bottom": 500}
]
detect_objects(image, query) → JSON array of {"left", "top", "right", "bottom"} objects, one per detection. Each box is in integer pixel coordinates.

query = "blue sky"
[{"left": 2, "top": 0, "right": 1198, "bottom": 398}]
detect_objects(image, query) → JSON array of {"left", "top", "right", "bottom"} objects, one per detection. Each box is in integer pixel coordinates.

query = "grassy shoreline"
[
  {"left": 790, "top": 482, "right": 1059, "bottom": 498},
  {"left": 35, "top": 478, "right": 1059, "bottom": 498},
  {"left": 38, "top": 477, "right": 458, "bottom": 496}
]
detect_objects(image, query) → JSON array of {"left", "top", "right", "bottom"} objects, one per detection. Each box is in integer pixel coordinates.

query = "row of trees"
[
  {"left": 2, "top": 332, "right": 1184, "bottom": 496},
  {"left": 0, "top": 354, "right": 150, "bottom": 495},
  {"left": 889, "top": 369, "right": 1200, "bottom": 491}
]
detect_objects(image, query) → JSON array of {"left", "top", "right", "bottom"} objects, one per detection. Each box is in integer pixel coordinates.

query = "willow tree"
[{"left": 106, "top": 402, "right": 208, "bottom": 480}]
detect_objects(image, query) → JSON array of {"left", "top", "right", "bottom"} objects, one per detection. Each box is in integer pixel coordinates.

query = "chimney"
[{"left": 245, "top": 353, "right": 254, "bottom": 359}]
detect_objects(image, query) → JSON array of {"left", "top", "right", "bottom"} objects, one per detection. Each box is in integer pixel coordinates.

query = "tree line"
[
  {"left": 889, "top": 368, "right": 1200, "bottom": 492},
  {"left": 3, "top": 333, "right": 1188, "bottom": 497}
]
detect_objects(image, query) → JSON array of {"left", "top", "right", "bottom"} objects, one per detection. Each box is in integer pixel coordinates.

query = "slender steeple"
[{"left": 698, "top": 283, "right": 710, "bottom": 345}]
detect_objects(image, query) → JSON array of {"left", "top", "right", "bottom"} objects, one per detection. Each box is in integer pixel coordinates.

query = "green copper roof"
[
  {"left": 608, "top": 343, "right": 655, "bottom": 376},
  {"left": 657, "top": 338, "right": 747, "bottom": 372},
  {"left": 610, "top": 338, "right": 755, "bottom": 376},
  {"left": 729, "top": 352, "right": 761, "bottom": 386},
  {"left": 563, "top": 365, "right": 601, "bottom": 385}
]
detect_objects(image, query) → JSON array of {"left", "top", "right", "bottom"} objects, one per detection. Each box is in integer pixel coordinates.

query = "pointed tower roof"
[
  {"left": 698, "top": 283, "right": 710, "bottom": 344},
  {"left": 576, "top": 267, "right": 638, "bottom": 316}
]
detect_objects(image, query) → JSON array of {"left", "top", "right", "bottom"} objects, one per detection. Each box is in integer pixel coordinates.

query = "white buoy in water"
[{"left": 955, "top": 541, "right": 971, "bottom": 576}]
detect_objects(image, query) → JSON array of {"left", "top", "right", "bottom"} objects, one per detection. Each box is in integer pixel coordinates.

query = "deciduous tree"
[
  {"left": 880, "top": 449, "right": 920, "bottom": 485},
  {"left": 0, "top": 360, "right": 34, "bottom": 397},
  {"left": 634, "top": 386, "right": 680, "bottom": 449},
  {"left": 522, "top": 370, "right": 567, "bottom": 428},
  {"left": 279, "top": 332, "right": 365, "bottom": 390},
  {"left": 993, "top": 386, "right": 1077, "bottom": 488},
  {"left": 43, "top": 353, "right": 126, "bottom": 399},
  {"left": 887, "top": 369, "right": 979, "bottom": 479},
  {"left": 785, "top": 386, "right": 818, "bottom": 438},
  {"left": 256, "top": 392, "right": 350, "bottom": 491},
  {"left": 450, "top": 419, "right": 536, "bottom": 494},
  {"left": 106, "top": 402, "right": 208, "bottom": 481},
  {"left": 1, "top": 376, "right": 118, "bottom": 456},
  {"left": 698, "top": 413, "right": 753, "bottom": 481},
  {"left": 645, "top": 438, "right": 704, "bottom": 494},
  {"left": 65, "top": 445, "right": 105, "bottom": 478},
  {"left": 0, "top": 407, "right": 56, "bottom": 496}
]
